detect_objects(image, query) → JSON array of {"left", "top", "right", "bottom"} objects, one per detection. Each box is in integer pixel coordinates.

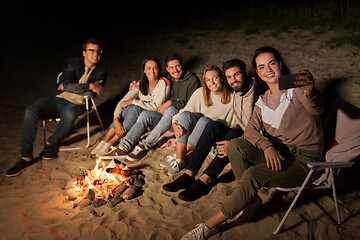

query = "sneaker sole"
[
  {"left": 98, "top": 155, "right": 127, "bottom": 160},
  {"left": 160, "top": 163, "right": 171, "bottom": 167},
  {"left": 125, "top": 156, "right": 141, "bottom": 162},
  {"left": 5, "top": 167, "right": 27, "bottom": 177},
  {"left": 167, "top": 170, "right": 179, "bottom": 176},
  {"left": 42, "top": 155, "right": 57, "bottom": 160},
  {"left": 159, "top": 157, "right": 176, "bottom": 167}
]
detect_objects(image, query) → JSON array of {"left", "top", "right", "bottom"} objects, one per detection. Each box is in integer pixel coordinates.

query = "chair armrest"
[
  {"left": 307, "top": 161, "right": 354, "bottom": 170},
  {"left": 82, "top": 91, "right": 95, "bottom": 98}
]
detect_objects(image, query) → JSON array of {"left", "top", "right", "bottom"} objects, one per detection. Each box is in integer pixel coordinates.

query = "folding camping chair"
[
  {"left": 42, "top": 73, "right": 105, "bottom": 151},
  {"left": 273, "top": 161, "right": 354, "bottom": 234},
  {"left": 273, "top": 99, "right": 360, "bottom": 235}
]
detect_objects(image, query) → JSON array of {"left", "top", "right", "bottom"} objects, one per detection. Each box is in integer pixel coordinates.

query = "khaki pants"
[{"left": 220, "top": 138, "right": 323, "bottom": 219}]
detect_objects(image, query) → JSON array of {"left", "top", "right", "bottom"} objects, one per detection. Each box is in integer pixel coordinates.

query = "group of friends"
[{"left": 5, "top": 38, "right": 325, "bottom": 239}]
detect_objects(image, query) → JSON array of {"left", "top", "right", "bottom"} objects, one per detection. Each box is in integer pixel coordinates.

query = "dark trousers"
[
  {"left": 21, "top": 96, "right": 83, "bottom": 158},
  {"left": 186, "top": 121, "right": 243, "bottom": 180}
]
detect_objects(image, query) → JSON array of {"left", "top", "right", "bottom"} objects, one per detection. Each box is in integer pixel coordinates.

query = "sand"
[{"left": 1, "top": 24, "right": 360, "bottom": 240}]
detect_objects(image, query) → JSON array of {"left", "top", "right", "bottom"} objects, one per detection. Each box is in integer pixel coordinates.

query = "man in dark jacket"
[{"left": 6, "top": 38, "right": 107, "bottom": 177}]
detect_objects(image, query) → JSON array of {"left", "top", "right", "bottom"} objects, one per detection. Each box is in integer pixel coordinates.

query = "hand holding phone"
[{"left": 278, "top": 73, "right": 306, "bottom": 90}]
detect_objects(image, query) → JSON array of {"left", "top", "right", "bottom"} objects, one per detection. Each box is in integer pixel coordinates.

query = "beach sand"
[{"left": 1, "top": 24, "right": 360, "bottom": 240}]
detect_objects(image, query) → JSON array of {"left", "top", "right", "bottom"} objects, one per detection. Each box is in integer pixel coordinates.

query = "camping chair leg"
[
  {"left": 85, "top": 97, "right": 91, "bottom": 148},
  {"left": 273, "top": 169, "right": 315, "bottom": 235},
  {"left": 330, "top": 168, "right": 341, "bottom": 224},
  {"left": 43, "top": 120, "right": 47, "bottom": 146},
  {"left": 91, "top": 98, "right": 104, "bottom": 131}
]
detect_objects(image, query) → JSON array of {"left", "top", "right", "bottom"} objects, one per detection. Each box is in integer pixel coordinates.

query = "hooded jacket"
[
  {"left": 230, "top": 80, "right": 257, "bottom": 131},
  {"left": 167, "top": 70, "right": 201, "bottom": 110}
]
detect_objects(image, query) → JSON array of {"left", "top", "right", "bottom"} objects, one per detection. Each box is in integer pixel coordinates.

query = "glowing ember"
[{"left": 72, "top": 159, "right": 134, "bottom": 201}]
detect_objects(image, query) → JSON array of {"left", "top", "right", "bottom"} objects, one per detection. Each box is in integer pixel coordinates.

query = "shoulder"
[
  {"left": 184, "top": 71, "right": 200, "bottom": 81},
  {"left": 94, "top": 61, "right": 107, "bottom": 74},
  {"left": 65, "top": 56, "right": 82, "bottom": 68},
  {"left": 254, "top": 90, "right": 269, "bottom": 108},
  {"left": 160, "top": 77, "right": 171, "bottom": 86},
  {"left": 193, "top": 87, "right": 203, "bottom": 94},
  {"left": 188, "top": 87, "right": 203, "bottom": 99}
]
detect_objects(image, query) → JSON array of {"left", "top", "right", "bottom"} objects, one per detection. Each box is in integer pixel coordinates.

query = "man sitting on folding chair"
[{"left": 6, "top": 37, "right": 107, "bottom": 177}]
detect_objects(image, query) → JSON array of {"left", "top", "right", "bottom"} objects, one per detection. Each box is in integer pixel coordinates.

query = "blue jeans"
[
  {"left": 109, "top": 105, "right": 144, "bottom": 133},
  {"left": 22, "top": 96, "right": 84, "bottom": 158},
  {"left": 120, "top": 105, "right": 179, "bottom": 151},
  {"left": 176, "top": 111, "right": 212, "bottom": 147},
  {"left": 186, "top": 121, "right": 243, "bottom": 180}
]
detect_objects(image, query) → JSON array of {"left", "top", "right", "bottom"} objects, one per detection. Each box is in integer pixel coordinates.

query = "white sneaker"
[
  {"left": 159, "top": 154, "right": 176, "bottom": 167},
  {"left": 96, "top": 142, "right": 112, "bottom": 157},
  {"left": 167, "top": 159, "right": 185, "bottom": 175},
  {"left": 181, "top": 222, "right": 218, "bottom": 240},
  {"left": 91, "top": 140, "right": 106, "bottom": 155}
]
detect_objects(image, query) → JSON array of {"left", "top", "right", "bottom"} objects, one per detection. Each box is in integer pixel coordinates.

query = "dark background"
[{"left": 1, "top": 0, "right": 359, "bottom": 125}]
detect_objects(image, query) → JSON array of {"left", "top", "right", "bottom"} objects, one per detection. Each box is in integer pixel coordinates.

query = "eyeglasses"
[{"left": 85, "top": 49, "right": 103, "bottom": 55}]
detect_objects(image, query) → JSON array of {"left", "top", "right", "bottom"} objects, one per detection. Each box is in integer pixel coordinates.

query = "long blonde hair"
[{"left": 202, "top": 65, "right": 231, "bottom": 107}]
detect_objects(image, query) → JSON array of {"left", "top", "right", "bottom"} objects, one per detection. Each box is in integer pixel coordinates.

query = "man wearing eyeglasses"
[{"left": 6, "top": 38, "right": 107, "bottom": 177}]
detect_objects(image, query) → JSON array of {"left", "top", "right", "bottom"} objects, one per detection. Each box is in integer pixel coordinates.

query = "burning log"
[{"left": 69, "top": 159, "right": 145, "bottom": 208}]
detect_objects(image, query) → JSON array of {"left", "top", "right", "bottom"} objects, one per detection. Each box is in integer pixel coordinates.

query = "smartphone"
[{"left": 278, "top": 73, "right": 306, "bottom": 90}]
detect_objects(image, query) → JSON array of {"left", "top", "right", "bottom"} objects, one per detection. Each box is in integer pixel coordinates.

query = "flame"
[{"left": 73, "top": 158, "right": 131, "bottom": 200}]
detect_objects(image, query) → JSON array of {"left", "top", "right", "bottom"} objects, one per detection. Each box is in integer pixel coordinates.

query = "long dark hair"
[
  {"left": 251, "top": 46, "right": 291, "bottom": 94},
  {"left": 252, "top": 46, "right": 290, "bottom": 76},
  {"left": 139, "top": 57, "right": 162, "bottom": 95}
]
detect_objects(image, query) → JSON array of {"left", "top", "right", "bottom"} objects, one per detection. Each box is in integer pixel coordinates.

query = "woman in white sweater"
[
  {"left": 162, "top": 65, "right": 233, "bottom": 175},
  {"left": 91, "top": 57, "right": 170, "bottom": 156}
]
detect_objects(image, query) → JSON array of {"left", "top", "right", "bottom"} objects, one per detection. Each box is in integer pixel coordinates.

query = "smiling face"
[
  {"left": 83, "top": 43, "right": 101, "bottom": 68},
  {"left": 144, "top": 60, "right": 160, "bottom": 81},
  {"left": 166, "top": 59, "right": 183, "bottom": 81},
  {"left": 255, "top": 52, "right": 282, "bottom": 85},
  {"left": 205, "top": 70, "right": 223, "bottom": 94},
  {"left": 224, "top": 66, "right": 249, "bottom": 93}
]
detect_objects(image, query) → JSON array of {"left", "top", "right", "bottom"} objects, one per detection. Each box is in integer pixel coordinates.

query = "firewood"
[
  {"left": 122, "top": 186, "right": 137, "bottom": 200},
  {"left": 92, "top": 199, "right": 107, "bottom": 208},
  {"left": 84, "top": 189, "right": 96, "bottom": 200},
  {"left": 112, "top": 184, "right": 128, "bottom": 198},
  {"left": 79, "top": 198, "right": 92, "bottom": 208}
]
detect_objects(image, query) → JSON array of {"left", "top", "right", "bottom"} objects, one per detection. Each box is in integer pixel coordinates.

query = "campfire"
[{"left": 67, "top": 158, "right": 145, "bottom": 208}]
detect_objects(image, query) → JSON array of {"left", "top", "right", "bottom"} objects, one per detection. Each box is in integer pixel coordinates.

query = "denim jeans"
[
  {"left": 186, "top": 121, "right": 243, "bottom": 180},
  {"left": 21, "top": 96, "right": 84, "bottom": 158},
  {"left": 176, "top": 111, "right": 212, "bottom": 147},
  {"left": 119, "top": 105, "right": 179, "bottom": 151},
  {"left": 109, "top": 105, "right": 144, "bottom": 133}
]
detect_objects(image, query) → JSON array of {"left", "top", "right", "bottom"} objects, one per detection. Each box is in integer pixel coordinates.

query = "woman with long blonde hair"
[{"left": 161, "top": 65, "right": 234, "bottom": 175}]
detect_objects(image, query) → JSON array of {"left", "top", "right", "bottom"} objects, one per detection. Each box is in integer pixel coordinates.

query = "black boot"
[
  {"left": 163, "top": 173, "right": 195, "bottom": 192},
  {"left": 178, "top": 179, "right": 209, "bottom": 201}
]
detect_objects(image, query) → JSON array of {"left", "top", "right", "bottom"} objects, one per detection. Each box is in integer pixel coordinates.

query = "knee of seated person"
[
  {"left": 228, "top": 138, "right": 249, "bottom": 154},
  {"left": 138, "top": 111, "right": 150, "bottom": 121},
  {"left": 241, "top": 167, "right": 262, "bottom": 189},
  {"left": 204, "top": 121, "right": 220, "bottom": 131},
  {"left": 197, "top": 117, "right": 211, "bottom": 126},
  {"left": 180, "top": 111, "right": 192, "bottom": 118},
  {"left": 24, "top": 105, "right": 38, "bottom": 120},
  {"left": 165, "top": 106, "right": 178, "bottom": 115},
  {"left": 61, "top": 112, "right": 77, "bottom": 123}
]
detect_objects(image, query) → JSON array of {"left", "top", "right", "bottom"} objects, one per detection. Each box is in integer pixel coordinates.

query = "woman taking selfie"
[{"left": 182, "top": 46, "right": 324, "bottom": 239}]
